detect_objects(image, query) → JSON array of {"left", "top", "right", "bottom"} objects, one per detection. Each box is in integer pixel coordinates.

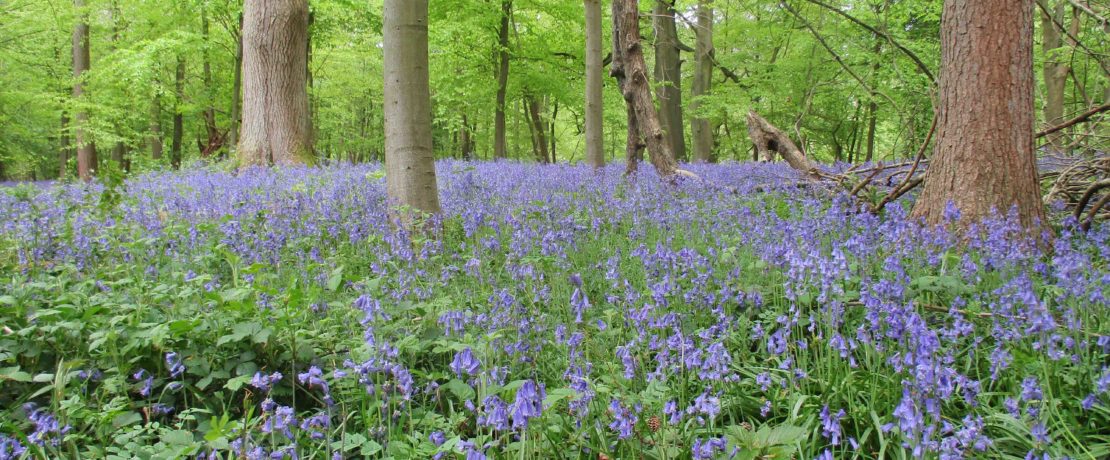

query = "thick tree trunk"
[
  {"left": 171, "top": 56, "right": 185, "bottom": 169},
  {"left": 1042, "top": 1, "right": 1069, "bottom": 150},
  {"left": 72, "top": 0, "right": 96, "bottom": 181},
  {"left": 238, "top": 0, "right": 313, "bottom": 167},
  {"left": 613, "top": 0, "right": 678, "bottom": 177},
  {"left": 384, "top": 0, "right": 442, "bottom": 219},
  {"left": 652, "top": 0, "right": 686, "bottom": 162},
  {"left": 912, "top": 0, "right": 1046, "bottom": 231},
  {"left": 228, "top": 14, "right": 243, "bottom": 156},
  {"left": 690, "top": 0, "right": 715, "bottom": 163},
  {"left": 494, "top": 0, "right": 512, "bottom": 160},
  {"left": 611, "top": 0, "right": 644, "bottom": 174},
  {"left": 584, "top": 0, "right": 605, "bottom": 169}
]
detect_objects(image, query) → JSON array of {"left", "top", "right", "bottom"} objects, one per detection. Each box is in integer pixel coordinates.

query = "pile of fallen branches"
[
  {"left": 747, "top": 110, "right": 1108, "bottom": 228},
  {"left": 1043, "top": 155, "right": 1110, "bottom": 230}
]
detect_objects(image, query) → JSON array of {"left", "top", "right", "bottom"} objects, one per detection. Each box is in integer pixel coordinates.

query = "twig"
[{"left": 1074, "top": 178, "right": 1110, "bottom": 221}]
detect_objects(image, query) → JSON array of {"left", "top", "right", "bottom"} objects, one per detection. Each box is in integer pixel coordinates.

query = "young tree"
[
  {"left": 690, "top": 0, "right": 714, "bottom": 163},
  {"left": 912, "top": 0, "right": 1046, "bottom": 230},
  {"left": 494, "top": 0, "right": 512, "bottom": 160},
  {"left": 383, "top": 0, "right": 442, "bottom": 221},
  {"left": 652, "top": 0, "right": 686, "bottom": 161},
  {"left": 613, "top": 0, "right": 678, "bottom": 177},
  {"left": 584, "top": 0, "right": 605, "bottom": 169},
  {"left": 238, "top": 0, "right": 313, "bottom": 167},
  {"left": 171, "top": 56, "right": 185, "bottom": 169},
  {"left": 73, "top": 0, "right": 96, "bottom": 181}
]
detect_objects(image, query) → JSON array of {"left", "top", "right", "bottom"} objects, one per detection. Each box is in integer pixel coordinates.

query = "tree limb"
[
  {"left": 800, "top": 0, "right": 936, "bottom": 82},
  {"left": 1036, "top": 103, "right": 1110, "bottom": 138}
]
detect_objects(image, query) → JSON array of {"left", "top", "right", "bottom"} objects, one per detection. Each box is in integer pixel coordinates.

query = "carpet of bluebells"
[{"left": 0, "top": 161, "right": 1108, "bottom": 460}]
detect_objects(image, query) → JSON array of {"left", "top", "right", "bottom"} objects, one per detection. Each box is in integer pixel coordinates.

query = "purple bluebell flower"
[
  {"left": 608, "top": 399, "right": 638, "bottom": 439},
  {"left": 450, "top": 348, "right": 481, "bottom": 378},
  {"left": 165, "top": 352, "right": 185, "bottom": 378}
]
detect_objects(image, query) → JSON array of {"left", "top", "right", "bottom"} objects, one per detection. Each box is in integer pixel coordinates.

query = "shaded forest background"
[{"left": 0, "top": 0, "right": 1106, "bottom": 180}]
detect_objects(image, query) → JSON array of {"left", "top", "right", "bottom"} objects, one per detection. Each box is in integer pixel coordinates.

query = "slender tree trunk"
[
  {"left": 584, "top": 0, "right": 605, "bottom": 168},
  {"left": 526, "top": 96, "right": 550, "bottom": 163},
  {"left": 171, "top": 56, "right": 185, "bottom": 169},
  {"left": 550, "top": 99, "right": 558, "bottom": 163},
  {"left": 109, "top": 1, "right": 128, "bottom": 171},
  {"left": 201, "top": 7, "right": 220, "bottom": 157},
  {"left": 1042, "top": 0, "right": 1069, "bottom": 150},
  {"left": 494, "top": 0, "right": 512, "bottom": 159},
  {"left": 59, "top": 113, "right": 71, "bottom": 179},
  {"left": 652, "top": 0, "right": 686, "bottom": 162},
  {"left": 912, "top": 0, "right": 1046, "bottom": 231},
  {"left": 239, "top": 0, "right": 313, "bottom": 167},
  {"left": 228, "top": 14, "right": 243, "bottom": 156},
  {"left": 614, "top": 0, "right": 678, "bottom": 177},
  {"left": 691, "top": 0, "right": 715, "bottom": 163},
  {"left": 72, "top": 0, "right": 96, "bottom": 181},
  {"left": 461, "top": 114, "right": 474, "bottom": 160},
  {"left": 384, "top": 0, "right": 442, "bottom": 220},
  {"left": 149, "top": 90, "right": 163, "bottom": 160}
]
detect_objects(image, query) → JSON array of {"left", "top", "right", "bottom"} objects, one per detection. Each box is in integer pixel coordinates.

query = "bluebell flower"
[
  {"left": 450, "top": 348, "right": 481, "bottom": 378},
  {"left": 608, "top": 399, "right": 638, "bottom": 439}
]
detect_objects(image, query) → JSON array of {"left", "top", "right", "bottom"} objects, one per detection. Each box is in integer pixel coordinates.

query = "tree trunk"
[
  {"left": 384, "top": 0, "right": 442, "bottom": 220},
  {"left": 690, "top": 0, "right": 715, "bottom": 163},
  {"left": 526, "top": 96, "right": 550, "bottom": 163},
  {"left": 201, "top": 7, "right": 221, "bottom": 158},
  {"left": 494, "top": 0, "right": 512, "bottom": 160},
  {"left": 461, "top": 114, "right": 474, "bottom": 160},
  {"left": 746, "top": 111, "right": 817, "bottom": 174},
  {"left": 149, "top": 90, "right": 163, "bottom": 161},
  {"left": 72, "top": 0, "right": 96, "bottom": 181},
  {"left": 238, "top": 0, "right": 313, "bottom": 167},
  {"left": 228, "top": 14, "right": 243, "bottom": 156},
  {"left": 109, "top": 1, "right": 128, "bottom": 171},
  {"left": 1041, "top": 0, "right": 1069, "bottom": 151},
  {"left": 614, "top": 0, "right": 678, "bottom": 177},
  {"left": 584, "top": 0, "right": 605, "bottom": 169},
  {"left": 652, "top": 0, "right": 686, "bottom": 162},
  {"left": 171, "top": 56, "right": 185, "bottom": 169},
  {"left": 610, "top": 0, "right": 645, "bottom": 174},
  {"left": 59, "top": 113, "right": 71, "bottom": 179},
  {"left": 550, "top": 100, "right": 558, "bottom": 163},
  {"left": 912, "top": 0, "right": 1046, "bottom": 231}
]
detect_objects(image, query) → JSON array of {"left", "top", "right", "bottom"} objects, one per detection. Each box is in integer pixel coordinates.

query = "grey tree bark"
[
  {"left": 584, "top": 0, "right": 605, "bottom": 169},
  {"left": 912, "top": 0, "right": 1047, "bottom": 231},
  {"left": 494, "top": 0, "right": 512, "bottom": 160},
  {"left": 652, "top": 0, "right": 686, "bottom": 162},
  {"left": 73, "top": 0, "right": 96, "bottom": 181},
  {"left": 59, "top": 113, "right": 71, "bottom": 179},
  {"left": 690, "top": 0, "right": 715, "bottom": 163},
  {"left": 238, "top": 0, "right": 313, "bottom": 167},
  {"left": 384, "top": 0, "right": 442, "bottom": 221}
]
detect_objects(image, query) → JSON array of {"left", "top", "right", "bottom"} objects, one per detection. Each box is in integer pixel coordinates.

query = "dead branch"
[{"left": 1036, "top": 103, "right": 1110, "bottom": 138}]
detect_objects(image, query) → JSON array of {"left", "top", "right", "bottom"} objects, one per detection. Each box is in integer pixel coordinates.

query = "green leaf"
[
  {"left": 443, "top": 378, "right": 475, "bottom": 401},
  {"left": 0, "top": 366, "right": 32, "bottom": 382}
]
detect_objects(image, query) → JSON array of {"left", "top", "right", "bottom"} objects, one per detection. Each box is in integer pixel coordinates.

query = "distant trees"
[
  {"left": 383, "top": 0, "right": 442, "bottom": 222},
  {"left": 912, "top": 0, "right": 1047, "bottom": 230},
  {"left": 237, "top": 0, "right": 313, "bottom": 167}
]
